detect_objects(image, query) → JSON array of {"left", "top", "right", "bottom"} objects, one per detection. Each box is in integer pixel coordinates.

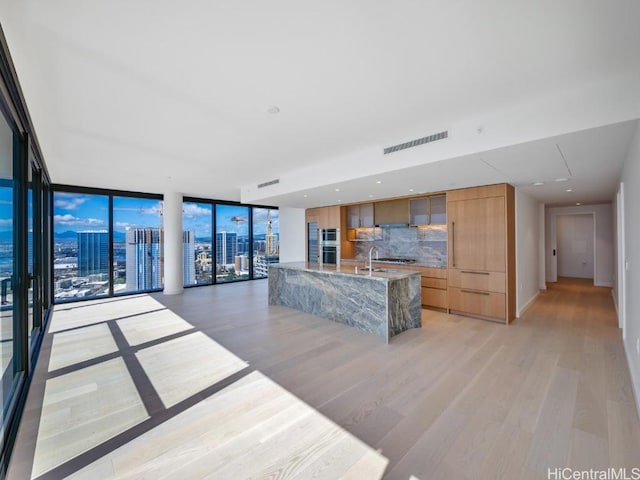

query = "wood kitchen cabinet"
[
  {"left": 374, "top": 199, "right": 409, "bottom": 225},
  {"left": 306, "top": 206, "right": 341, "bottom": 229},
  {"left": 447, "top": 184, "right": 515, "bottom": 323},
  {"left": 409, "top": 194, "right": 446, "bottom": 226},
  {"left": 370, "top": 263, "right": 448, "bottom": 311},
  {"left": 347, "top": 203, "right": 374, "bottom": 228}
]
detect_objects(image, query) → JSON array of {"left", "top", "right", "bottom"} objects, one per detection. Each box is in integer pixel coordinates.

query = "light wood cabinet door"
[
  {"left": 448, "top": 196, "right": 505, "bottom": 272},
  {"left": 448, "top": 287, "right": 506, "bottom": 320},
  {"left": 324, "top": 206, "right": 341, "bottom": 229},
  {"left": 374, "top": 199, "right": 409, "bottom": 225},
  {"left": 422, "top": 287, "right": 447, "bottom": 309}
]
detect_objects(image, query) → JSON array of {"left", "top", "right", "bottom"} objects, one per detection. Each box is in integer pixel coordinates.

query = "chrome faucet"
[{"left": 367, "top": 246, "right": 379, "bottom": 271}]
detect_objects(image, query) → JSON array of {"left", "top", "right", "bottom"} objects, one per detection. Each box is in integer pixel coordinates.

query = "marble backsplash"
[{"left": 353, "top": 225, "right": 447, "bottom": 267}]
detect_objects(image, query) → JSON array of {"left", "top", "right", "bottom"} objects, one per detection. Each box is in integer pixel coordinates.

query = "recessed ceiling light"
[
  {"left": 409, "top": 188, "right": 414, "bottom": 192},
  {"left": 335, "top": 188, "right": 340, "bottom": 192},
  {"left": 533, "top": 182, "right": 545, "bottom": 186},
  {"left": 576, "top": 202, "right": 581, "bottom": 206},
  {"left": 555, "top": 178, "right": 568, "bottom": 182},
  {"left": 566, "top": 189, "right": 573, "bottom": 193},
  {"left": 338, "top": 199, "right": 342, "bottom": 203},
  {"left": 369, "top": 194, "right": 374, "bottom": 198},
  {"left": 376, "top": 180, "right": 382, "bottom": 184},
  {"left": 303, "top": 194, "right": 308, "bottom": 198},
  {"left": 266, "top": 105, "right": 280, "bottom": 114}
]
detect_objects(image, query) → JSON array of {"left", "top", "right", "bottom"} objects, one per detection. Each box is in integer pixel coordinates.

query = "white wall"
[
  {"left": 546, "top": 204, "right": 614, "bottom": 287},
  {"left": 516, "top": 188, "right": 542, "bottom": 316},
  {"left": 556, "top": 214, "right": 595, "bottom": 279},
  {"left": 619, "top": 120, "right": 640, "bottom": 417},
  {"left": 278, "top": 207, "right": 306, "bottom": 262}
]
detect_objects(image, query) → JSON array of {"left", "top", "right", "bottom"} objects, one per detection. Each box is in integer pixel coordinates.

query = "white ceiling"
[{"left": 1, "top": 1, "right": 639, "bottom": 207}]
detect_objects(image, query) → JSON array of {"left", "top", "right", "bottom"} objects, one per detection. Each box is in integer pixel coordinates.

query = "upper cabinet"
[
  {"left": 409, "top": 194, "right": 446, "bottom": 226},
  {"left": 347, "top": 203, "right": 374, "bottom": 228},
  {"left": 374, "top": 199, "right": 409, "bottom": 225},
  {"left": 306, "top": 206, "right": 341, "bottom": 229}
]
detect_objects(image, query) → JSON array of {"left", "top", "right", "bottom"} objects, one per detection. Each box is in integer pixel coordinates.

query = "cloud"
[
  {"left": 54, "top": 214, "right": 105, "bottom": 227},
  {"left": 114, "top": 202, "right": 163, "bottom": 216},
  {"left": 140, "top": 204, "right": 162, "bottom": 216},
  {"left": 183, "top": 203, "right": 211, "bottom": 218},
  {"left": 54, "top": 194, "right": 87, "bottom": 210},
  {"left": 114, "top": 222, "right": 132, "bottom": 229},
  {"left": 0, "top": 218, "right": 12, "bottom": 226}
]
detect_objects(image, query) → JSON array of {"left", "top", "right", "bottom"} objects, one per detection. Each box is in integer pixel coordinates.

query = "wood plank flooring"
[{"left": 7, "top": 278, "right": 640, "bottom": 479}]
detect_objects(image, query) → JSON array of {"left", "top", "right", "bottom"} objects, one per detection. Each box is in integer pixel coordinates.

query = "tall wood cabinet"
[{"left": 447, "top": 184, "right": 515, "bottom": 324}]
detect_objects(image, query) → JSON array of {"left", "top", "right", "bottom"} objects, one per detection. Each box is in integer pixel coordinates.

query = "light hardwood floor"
[{"left": 7, "top": 278, "right": 640, "bottom": 479}]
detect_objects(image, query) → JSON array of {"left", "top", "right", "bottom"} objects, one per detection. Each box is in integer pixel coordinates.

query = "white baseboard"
[
  {"left": 624, "top": 340, "right": 640, "bottom": 422},
  {"left": 517, "top": 291, "right": 540, "bottom": 318}
]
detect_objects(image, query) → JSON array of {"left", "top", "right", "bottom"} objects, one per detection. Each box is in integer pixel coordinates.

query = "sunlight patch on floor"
[
  {"left": 68, "top": 371, "right": 389, "bottom": 480},
  {"left": 49, "top": 323, "right": 118, "bottom": 371},
  {"left": 117, "top": 309, "right": 193, "bottom": 346},
  {"left": 32, "top": 358, "right": 149, "bottom": 478},
  {"left": 135, "top": 331, "right": 248, "bottom": 408},
  {"left": 50, "top": 295, "right": 167, "bottom": 333}
]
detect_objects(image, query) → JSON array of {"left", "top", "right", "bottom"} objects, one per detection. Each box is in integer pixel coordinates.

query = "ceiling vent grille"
[
  {"left": 257, "top": 178, "right": 280, "bottom": 189},
  {"left": 383, "top": 130, "right": 449, "bottom": 155}
]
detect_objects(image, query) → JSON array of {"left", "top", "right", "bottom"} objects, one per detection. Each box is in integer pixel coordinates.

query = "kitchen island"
[{"left": 268, "top": 262, "right": 421, "bottom": 343}]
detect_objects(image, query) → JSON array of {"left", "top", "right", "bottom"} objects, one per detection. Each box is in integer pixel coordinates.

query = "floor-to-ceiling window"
[
  {"left": 182, "top": 202, "right": 212, "bottom": 286},
  {"left": 0, "top": 114, "right": 16, "bottom": 460},
  {"left": 113, "top": 196, "right": 163, "bottom": 294},
  {"left": 52, "top": 192, "right": 109, "bottom": 301},
  {"left": 252, "top": 207, "right": 279, "bottom": 279},
  {"left": 215, "top": 204, "right": 250, "bottom": 283}
]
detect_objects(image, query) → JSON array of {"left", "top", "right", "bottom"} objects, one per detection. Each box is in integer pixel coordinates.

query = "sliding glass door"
[{"left": 0, "top": 116, "right": 16, "bottom": 458}]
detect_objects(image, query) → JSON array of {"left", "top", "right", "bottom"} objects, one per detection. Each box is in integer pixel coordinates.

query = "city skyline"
[{"left": 52, "top": 193, "right": 279, "bottom": 238}]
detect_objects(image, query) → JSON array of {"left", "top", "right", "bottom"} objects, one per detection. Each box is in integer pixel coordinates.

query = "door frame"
[{"left": 616, "top": 183, "right": 627, "bottom": 336}]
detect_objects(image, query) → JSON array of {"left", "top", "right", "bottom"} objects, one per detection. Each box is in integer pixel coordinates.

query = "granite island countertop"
[
  {"left": 268, "top": 262, "right": 422, "bottom": 342},
  {"left": 339, "top": 258, "right": 447, "bottom": 269},
  {"left": 270, "top": 261, "right": 423, "bottom": 279}
]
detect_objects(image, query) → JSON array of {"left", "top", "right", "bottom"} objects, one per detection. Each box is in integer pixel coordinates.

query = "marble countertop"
[{"left": 270, "top": 262, "right": 421, "bottom": 280}]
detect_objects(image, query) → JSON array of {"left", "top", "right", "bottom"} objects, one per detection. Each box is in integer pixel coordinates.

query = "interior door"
[{"left": 556, "top": 214, "right": 594, "bottom": 280}]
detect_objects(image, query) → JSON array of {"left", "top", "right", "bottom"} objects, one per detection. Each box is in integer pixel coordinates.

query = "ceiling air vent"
[
  {"left": 383, "top": 130, "right": 449, "bottom": 155},
  {"left": 257, "top": 178, "right": 280, "bottom": 189}
]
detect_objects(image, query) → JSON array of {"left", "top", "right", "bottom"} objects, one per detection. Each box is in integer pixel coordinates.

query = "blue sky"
[{"left": 51, "top": 192, "right": 278, "bottom": 236}]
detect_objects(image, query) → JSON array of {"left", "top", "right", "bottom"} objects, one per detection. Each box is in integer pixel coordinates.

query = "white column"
[{"left": 163, "top": 191, "right": 184, "bottom": 295}]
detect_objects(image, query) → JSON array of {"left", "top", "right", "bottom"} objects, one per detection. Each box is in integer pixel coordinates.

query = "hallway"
[{"left": 7, "top": 278, "right": 640, "bottom": 479}]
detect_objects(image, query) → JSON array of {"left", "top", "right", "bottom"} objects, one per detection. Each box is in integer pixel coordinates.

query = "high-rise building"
[
  {"left": 77, "top": 231, "right": 109, "bottom": 277},
  {"left": 126, "top": 227, "right": 164, "bottom": 291},
  {"left": 265, "top": 221, "right": 279, "bottom": 256},
  {"left": 215, "top": 231, "right": 237, "bottom": 265},
  {"left": 183, "top": 230, "right": 196, "bottom": 285}
]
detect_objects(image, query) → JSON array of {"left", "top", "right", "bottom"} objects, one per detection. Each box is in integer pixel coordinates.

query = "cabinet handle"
[
  {"left": 461, "top": 289, "right": 490, "bottom": 296},
  {"left": 451, "top": 221, "right": 455, "bottom": 267},
  {"left": 461, "top": 271, "right": 490, "bottom": 275}
]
